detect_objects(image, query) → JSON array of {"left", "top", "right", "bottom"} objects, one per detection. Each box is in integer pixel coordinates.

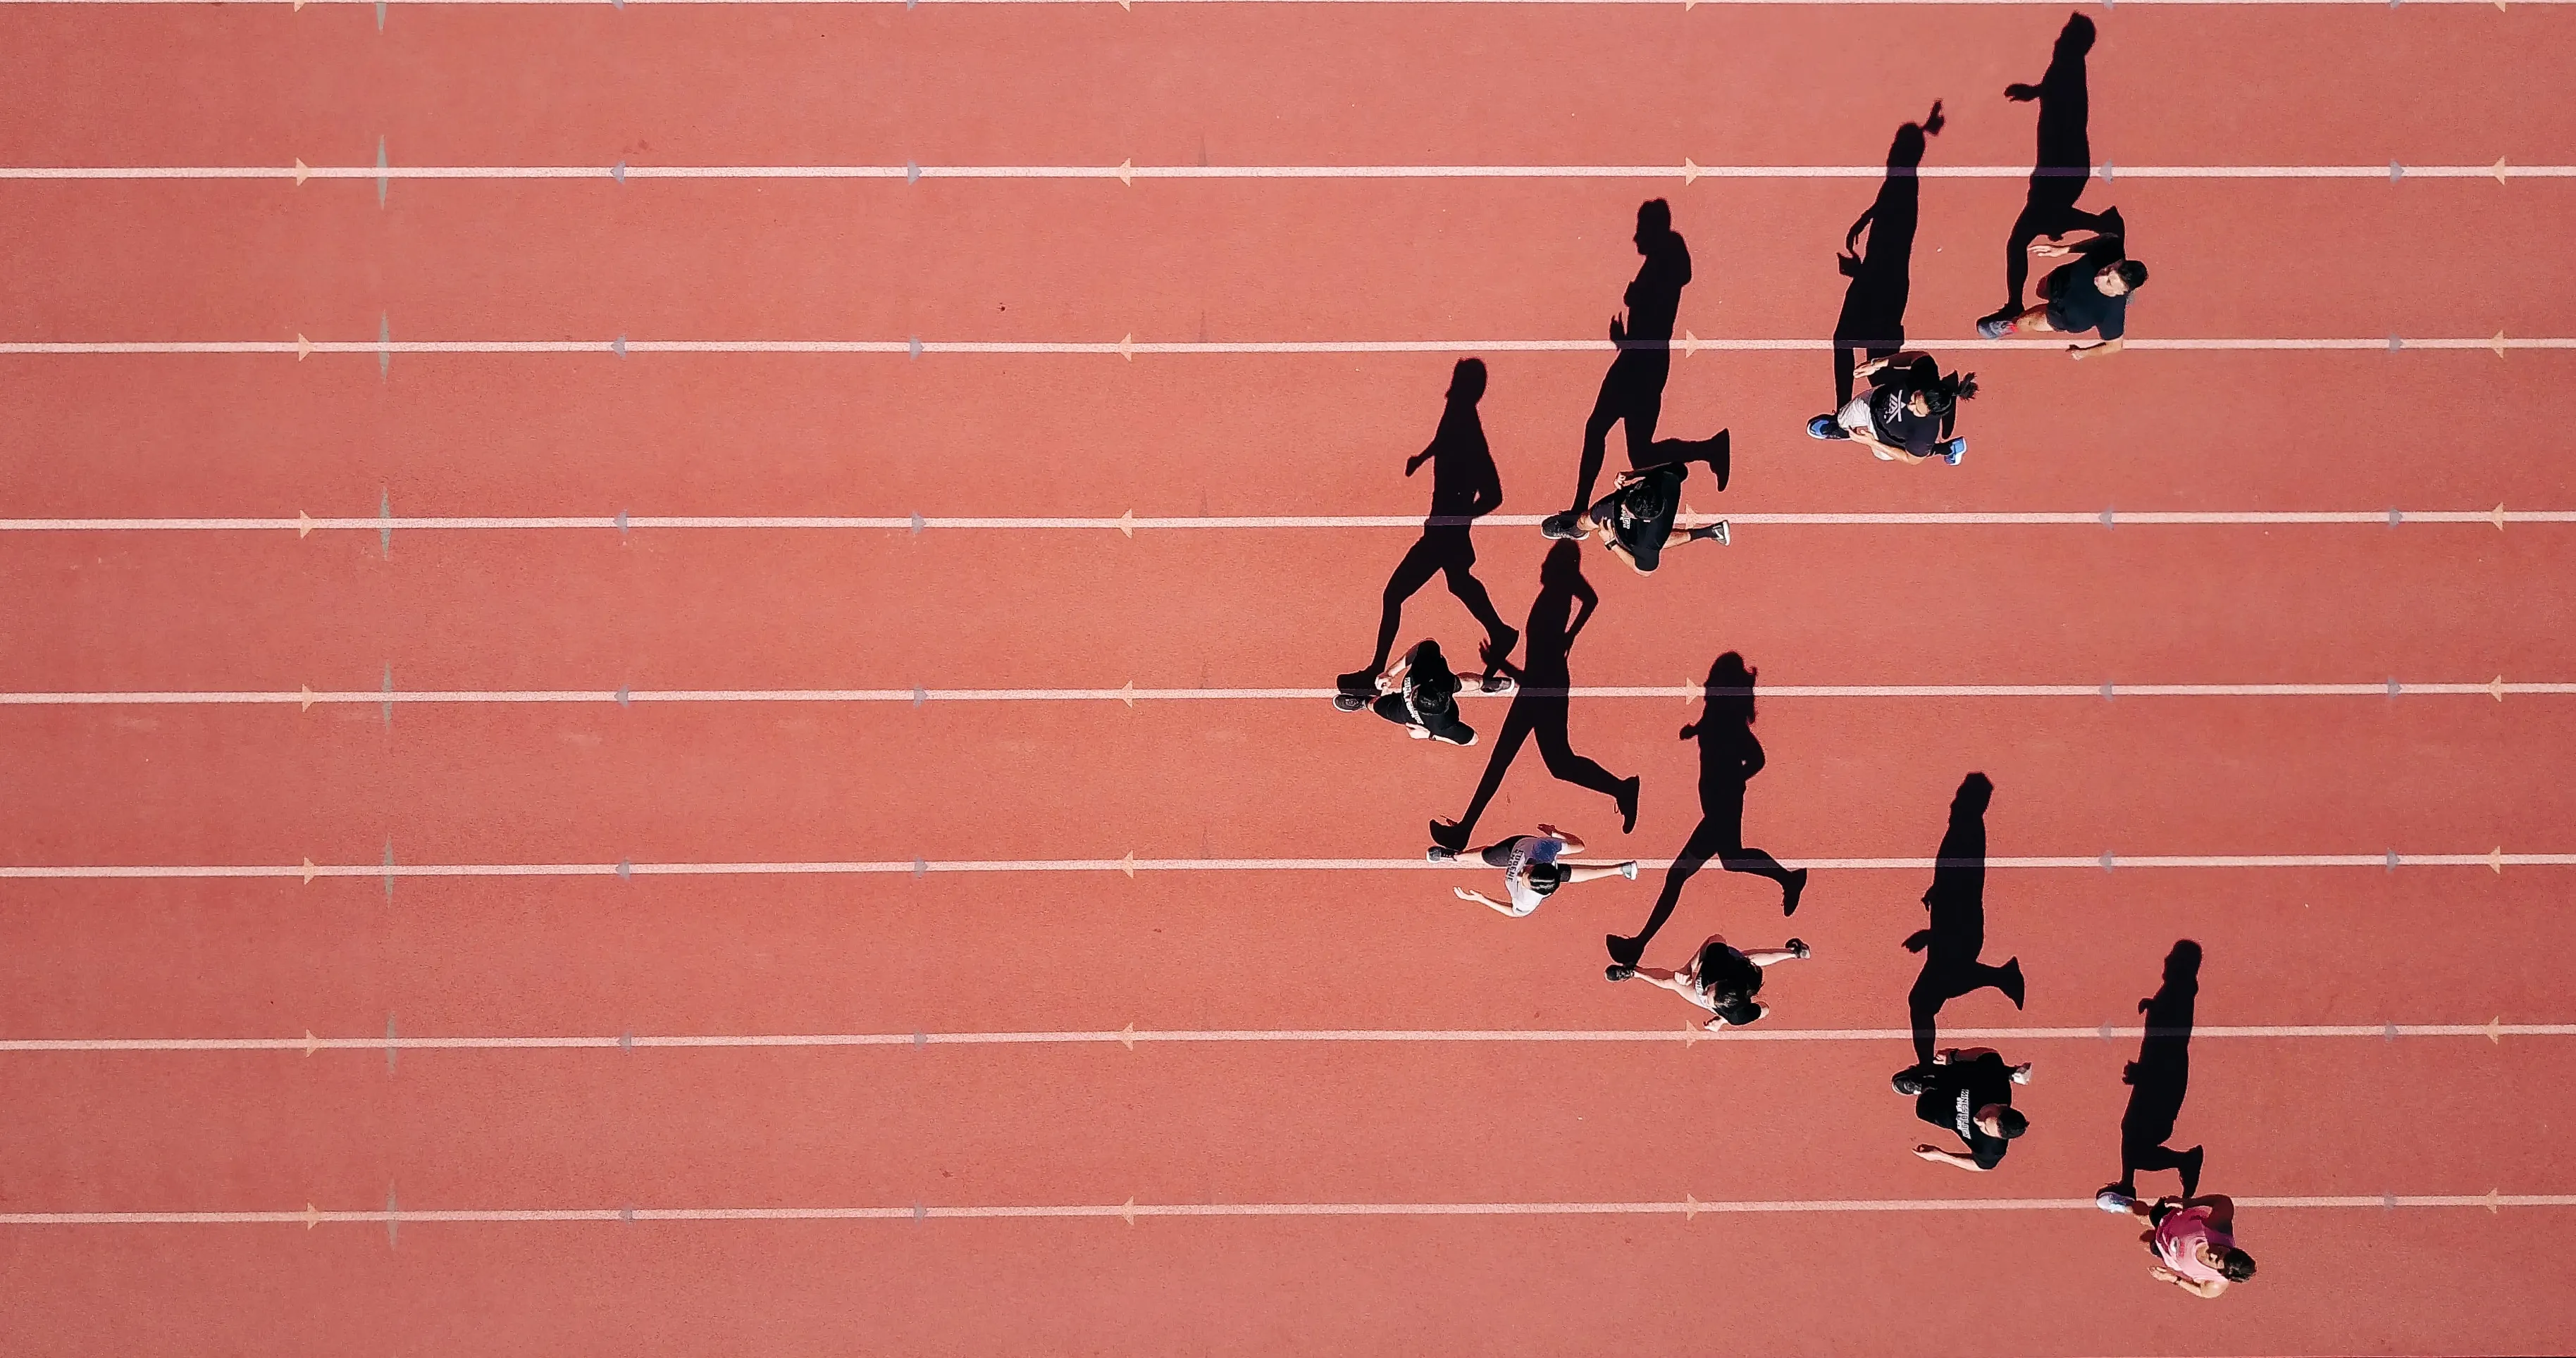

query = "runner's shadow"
[
  {"left": 1990, "top": 13, "right": 2121, "bottom": 316},
  {"left": 2111, "top": 940, "right": 2206, "bottom": 1197},
  {"left": 1832, "top": 103, "right": 1944, "bottom": 406},
  {"left": 1428, "top": 540, "right": 1638, "bottom": 853},
  {"left": 1606, "top": 652, "right": 1806, "bottom": 968},
  {"left": 1907, "top": 773, "right": 2024, "bottom": 1065},
  {"left": 1339, "top": 359, "right": 1518, "bottom": 690},
  {"left": 1559, "top": 201, "right": 1692, "bottom": 518}
]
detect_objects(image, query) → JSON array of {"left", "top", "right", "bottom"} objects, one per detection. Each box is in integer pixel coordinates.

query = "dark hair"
[
  {"left": 1695, "top": 940, "right": 1764, "bottom": 1026},
  {"left": 1636, "top": 199, "right": 1672, "bottom": 234},
  {"left": 1449, "top": 356, "right": 1487, "bottom": 404},
  {"left": 1711, "top": 996, "right": 1764, "bottom": 1028},
  {"left": 1525, "top": 861, "right": 1563, "bottom": 897},
  {"left": 2116, "top": 260, "right": 2148, "bottom": 289},
  {"left": 1891, "top": 1069, "right": 1929, "bottom": 1095},
  {"left": 2217, "top": 1249, "right": 2257, "bottom": 1283},
  {"left": 1924, "top": 371, "right": 1981, "bottom": 416},
  {"left": 1992, "top": 1107, "right": 2029, "bottom": 1139},
  {"left": 1625, "top": 473, "right": 1672, "bottom": 523}
]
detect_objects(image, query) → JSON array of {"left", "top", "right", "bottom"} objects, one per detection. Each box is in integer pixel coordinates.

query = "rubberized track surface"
[{"left": 2, "top": 4, "right": 2573, "bottom": 1354}]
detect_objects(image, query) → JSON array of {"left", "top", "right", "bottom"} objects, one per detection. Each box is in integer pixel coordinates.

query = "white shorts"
[{"left": 1836, "top": 398, "right": 1875, "bottom": 437}]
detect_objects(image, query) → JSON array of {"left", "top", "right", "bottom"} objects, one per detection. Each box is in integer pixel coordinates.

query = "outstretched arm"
[
  {"left": 1453, "top": 887, "right": 1519, "bottom": 916},
  {"left": 2071, "top": 337, "right": 2125, "bottom": 361},
  {"left": 1914, "top": 1146, "right": 1990, "bottom": 1171},
  {"left": 1565, "top": 576, "right": 1601, "bottom": 642}
]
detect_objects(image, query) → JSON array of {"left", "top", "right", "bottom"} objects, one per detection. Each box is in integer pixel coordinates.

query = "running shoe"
[
  {"left": 1785, "top": 937, "right": 1810, "bottom": 959},
  {"left": 2095, "top": 1188, "right": 2138, "bottom": 1215},
  {"left": 1976, "top": 313, "right": 2019, "bottom": 340},
  {"left": 1539, "top": 511, "right": 1583, "bottom": 540},
  {"left": 1604, "top": 964, "right": 1637, "bottom": 982},
  {"left": 1807, "top": 414, "right": 1849, "bottom": 440},
  {"left": 1685, "top": 521, "right": 1730, "bottom": 545},
  {"left": 1942, "top": 438, "right": 1967, "bottom": 466},
  {"left": 1425, "top": 845, "right": 1459, "bottom": 863},
  {"left": 1620, "top": 861, "right": 1640, "bottom": 880}
]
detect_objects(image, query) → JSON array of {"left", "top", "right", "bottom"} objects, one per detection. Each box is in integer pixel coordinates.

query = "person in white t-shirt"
[{"left": 1432, "top": 823, "right": 1638, "bottom": 917}]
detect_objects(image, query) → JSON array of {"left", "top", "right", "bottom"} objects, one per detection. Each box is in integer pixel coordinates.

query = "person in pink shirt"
[{"left": 2095, "top": 1192, "right": 2255, "bottom": 1297}]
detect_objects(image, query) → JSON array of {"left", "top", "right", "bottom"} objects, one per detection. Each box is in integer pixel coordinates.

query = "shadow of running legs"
[
  {"left": 1906, "top": 773, "right": 2026, "bottom": 1065},
  {"left": 2109, "top": 940, "right": 2206, "bottom": 1199},
  {"left": 1339, "top": 359, "right": 1519, "bottom": 694}
]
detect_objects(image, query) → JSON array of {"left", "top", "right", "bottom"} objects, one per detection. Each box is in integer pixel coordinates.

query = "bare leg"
[{"left": 1559, "top": 862, "right": 1637, "bottom": 885}]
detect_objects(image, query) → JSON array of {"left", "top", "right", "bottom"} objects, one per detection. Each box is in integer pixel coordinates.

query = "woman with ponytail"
[{"left": 1807, "top": 352, "right": 1975, "bottom": 466}]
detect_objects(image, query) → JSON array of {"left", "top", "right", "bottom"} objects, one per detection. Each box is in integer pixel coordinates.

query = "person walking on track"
[
  {"left": 1606, "top": 933, "right": 1809, "bottom": 1032},
  {"left": 1342, "top": 639, "right": 1497, "bottom": 745},
  {"left": 1807, "top": 352, "right": 1973, "bottom": 464},
  {"left": 1542, "top": 431, "right": 1732, "bottom": 574},
  {"left": 1976, "top": 214, "right": 2145, "bottom": 361},
  {"left": 1897, "top": 1045, "right": 2033, "bottom": 1171},
  {"left": 2094, "top": 1193, "right": 2257, "bottom": 1297},
  {"left": 1433, "top": 823, "right": 1639, "bottom": 917}
]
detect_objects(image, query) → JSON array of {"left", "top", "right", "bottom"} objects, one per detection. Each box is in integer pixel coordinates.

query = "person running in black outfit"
[
  {"left": 1543, "top": 431, "right": 1732, "bottom": 575},
  {"left": 1905, "top": 773, "right": 2026, "bottom": 1066},
  {"left": 1608, "top": 933, "right": 1810, "bottom": 1033},
  {"left": 1979, "top": 225, "right": 2145, "bottom": 361},
  {"left": 1541, "top": 200, "right": 1690, "bottom": 540},
  {"left": 1349, "top": 640, "right": 1478, "bottom": 745},
  {"left": 1831, "top": 104, "right": 1945, "bottom": 411},
  {"left": 1807, "top": 352, "right": 1974, "bottom": 466},
  {"left": 1605, "top": 652, "right": 1808, "bottom": 970},
  {"left": 1336, "top": 359, "right": 1519, "bottom": 701},
  {"left": 2100, "top": 940, "right": 2207, "bottom": 1204},
  {"left": 1897, "top": 1046, "right": 2033, "bottom": 1171},
  {"left": 1428, "top": 541, "right": 1640, "bottom": 856},
  {"left": 1972, "top": 14, "right": 2130, "bottom": 347}
]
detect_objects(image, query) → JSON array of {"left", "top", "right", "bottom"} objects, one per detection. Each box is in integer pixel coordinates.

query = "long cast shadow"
[
  {"left": 1907, "top": 773, "right": 2024, "bottom": 1065},
  {"left": 1990, "top": 13, "right": 2119, "bottom": 318},
  {"left": 1558, "top": 200, "right": 1692, "bottom": 518},
  {"left": 2110, "top": 940, "right": 2205, "bottom": 1198},
  {"left": 1605, "top": 653, "right": 1807, "bottom": 968},
  {"left": 1428, "top": 540, "right": 1637, "bottom": 853},
  {"left": 1832, "top": 103, "right": 1944, "bottom": 406},
  {"left": 1338, "top": 359, "right": 1518, "bottom": 690}
]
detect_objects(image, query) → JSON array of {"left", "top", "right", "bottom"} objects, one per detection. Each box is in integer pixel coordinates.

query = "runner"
[
  {"left": 1807, "top": 353, "right": 1971, "bottom": 465},
  {"left": 2094, "top": 1194, "right": 2257, "bottom": 1297},
  {"left": 1606, "top": 933, "right": 1809, "bottom": 1032},
  {"left": 1897, "top": 1046, "right": 2033, "bottom": 1171},
  {"left": 1341, "top": 639, "right": 1492, "bottom": 746},
  {"left": 1432, "top": 823, "right": 1639, "bottom": 917},
  {"left": 1977, "top": 220, "right": 2146, "bottom": 361},
  {"left": 1542, "top": 432, "right": 1731, "bottom": 575}
]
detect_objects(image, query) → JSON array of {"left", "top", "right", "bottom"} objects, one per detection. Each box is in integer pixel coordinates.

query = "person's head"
[
  {"left": 1447, "top": 356, "right": 1488, "bottom": 406},
  {"left": 1891, "top": 1068, "right": 1931, "bottom": 1096},
  {"left": 1524, "top": 861, "right": 1564, "bottom": 898},
  {"left": 1975, "top": 1105, "right": 2029, "bottom": 1139},
  {"left": 1953, "top": 771, "right": 1995, "bottom": 815},
  {"left": 2097, "top": 259, "right": 2148, "bottom": 297},
  {"left": 2215, "top": 1248, "right": 2258, "bottom": 1283},
  {"left": 1626, "top": 473, "right": 1673, "bottom": 523},
  {"left": 1634, "top": 199, "right": 1673, "bottom": 252},
  {"left": 1711, "top": 995, "right": 1766, "bottom": 1028}
]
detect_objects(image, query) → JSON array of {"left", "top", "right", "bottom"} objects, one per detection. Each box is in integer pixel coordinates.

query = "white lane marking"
[
  {"left": 4, "top": 1023, "right": 2568, "bottom": 1052},
  {"left": 3, "top": 511, "right": 2571, "bottom": 532},
  {"left": 5, "top": 162, "right": 2573, "bottom": 182},
  {"left": 3, "top": 852, "right": 2570, "bottom": 880},
  {"left": 3, "top": 1194, "right": 2568, "bottom": 1228},
  {"left": 1, "top": 337, "right": 2571, "bottom": 357},
  {"left": 2, "top": 682, "right": 2572, "bottom": 706}
]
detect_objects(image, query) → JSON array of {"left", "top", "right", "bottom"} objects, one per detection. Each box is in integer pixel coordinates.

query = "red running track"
[{"left": 4, "top": 4, "right": 2575, "bottom": 1355}]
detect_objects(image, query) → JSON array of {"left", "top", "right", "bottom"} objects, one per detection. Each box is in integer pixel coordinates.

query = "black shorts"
[
  {"left": 1375, "top": 692, "right": 1474, "bottom": 745},
  {"left": 1479, "top": 836, "right": 1532, "bottom": 868}
]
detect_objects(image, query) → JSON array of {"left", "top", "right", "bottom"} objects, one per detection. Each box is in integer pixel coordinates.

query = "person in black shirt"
[
  {"left": 1541, "top": 200, "right": 1692, "bottom": 539},
  {"left": 1897, "top": 1046, "right": 2032, "bottom": 1170},
  {"left": 1349, "top": 640, "right": 1478, "bottom": 746},
  {"left": 1978, "top": 228, "right": 2145, "bottom": 361},
  {"left": 1807, "top": 353, "right": 1973, "bottom": 465},
  {"left": 1607, "top": 933, "right": 1809, "bottom": 1033},
  {"left": 1543, "top": 431, "right": 1731, "bottom": 574}
]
